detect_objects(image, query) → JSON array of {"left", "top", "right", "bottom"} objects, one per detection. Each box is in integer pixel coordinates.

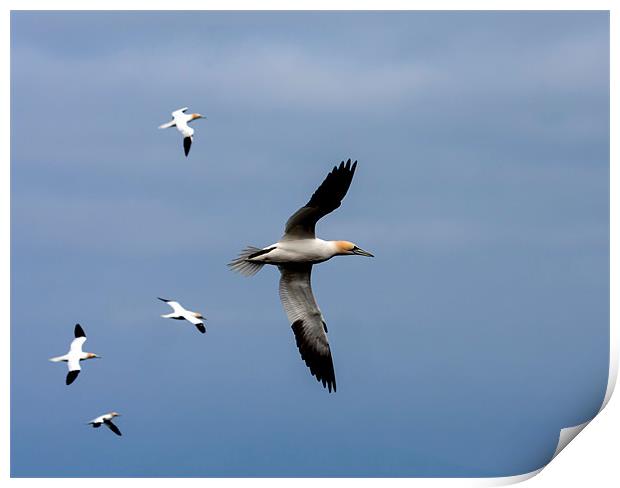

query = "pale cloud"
[{"left": 13, "top": 41, "right": 435, "bottom": 111}]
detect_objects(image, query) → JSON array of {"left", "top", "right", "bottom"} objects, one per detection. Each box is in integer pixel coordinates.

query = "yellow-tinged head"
[
  {"left": 110, "top": 412, "right": 121, "bottom": 417},
  {"left": 335, "top": 240, "right": 374, "bottom": 257},
  {"left": 190, "top": 113, "right": 204, "bottom": 121},
  {"left": 86, "top": 353, "right": 101, "bottom": 359}
]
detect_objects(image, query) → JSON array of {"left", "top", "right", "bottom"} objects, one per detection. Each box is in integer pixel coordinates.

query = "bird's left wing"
[
  {"left": 278, "top": 265, "right": 336, "bottom": 392},
  {"left": 183, "top": 136, "right": 192, "bottom": 157},
  {"left": 158, "top": 298, "right": 184, "bottom": 315},
  {"left": 104, "top": 420, "right": 122, "bottom": 436}
]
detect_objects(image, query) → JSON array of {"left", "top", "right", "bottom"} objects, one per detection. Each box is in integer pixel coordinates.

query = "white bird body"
[
  {"left": 158, "top": 107, "right": 204, "bottom": 156},
  {"left": 249, "top": 239, "right": 341, "bottom": 265},
  {"left": 229, "top": 160, "right": 373, "bottom": 392},
  {"left": 230, "top": 239, "right": 368, "bottom": 278},
  {"left": 49, "top": 324, "right": 100, "bottom": 385},
  {"left": 88, "top": 412, "right": 122, "bottom": 436},
  {"left": 89, "top": 413, "right": 115, "bottom": 424},
  {"left": 158, "top": 298, "right": 206, "bottom": 334},
  {"left": 170, "top": 108, "right": 195, "bottom": 138}
]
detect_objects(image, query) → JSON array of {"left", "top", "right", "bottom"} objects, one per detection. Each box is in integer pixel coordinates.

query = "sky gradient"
[{"left": 11, "top": 11, "right": 609, "bottom": 477}]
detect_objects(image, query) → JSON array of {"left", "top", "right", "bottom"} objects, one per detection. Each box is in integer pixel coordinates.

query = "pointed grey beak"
[{"left": 353, "top": 247, "right": 374, "bottom": 257}]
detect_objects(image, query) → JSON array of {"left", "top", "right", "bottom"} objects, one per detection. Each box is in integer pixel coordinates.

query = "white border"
[{"left": 2, "top": 1, "right": 616, "bottom": 486}]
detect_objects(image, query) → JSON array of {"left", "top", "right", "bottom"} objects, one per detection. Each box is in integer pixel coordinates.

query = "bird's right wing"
[
  {"left": 283, "top": 159, "right": 357, "bottom": 240},
  {"left": 70, "top": 336, "right": 87, "bottom": 353},
  {"left": 104, "top": 420, "right": 122, "bottom": 436},
  {"left": 158, "top": 120, "right": 176, "bottom": 129},
  {"left": 70, "top": 324, "right": 87, "bottom": 353},
  {"left": 74, "top": 324, "right": 86, "bottom": 338},
  {"left": 278, "top": 265, "right": 336, "bottom": 392}
]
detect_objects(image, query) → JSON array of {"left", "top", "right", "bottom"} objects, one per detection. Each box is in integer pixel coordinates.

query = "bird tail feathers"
[{"left": 228, "top": 246, "right": 266, "bottom": 277}]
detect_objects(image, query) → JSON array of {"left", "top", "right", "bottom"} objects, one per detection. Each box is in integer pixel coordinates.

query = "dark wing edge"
[
  {"left": 74, "top": 324, "right": 86, "bottom": 338},
  {"left": 195, "top": 323, "right": 206, "bottom": 334},
  {"left": 66, "top": 370, "right": 80, "bottom": 385},
  {"left": 284, "top": 159, "right": 357, "bottom": 238},
  {"left": 291, "top": 319, "right": 337, "bottom": 393},
  {"left": 105, "top": 420, "right": 122, "bottom": 436},
  {"left": 183, "top": 137, "right": 192, "bottom": 157}
]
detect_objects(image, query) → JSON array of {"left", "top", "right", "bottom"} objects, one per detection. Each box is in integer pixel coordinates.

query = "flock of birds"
[{"left": 49, "top": 107, "right": 373, "bottom": 437}]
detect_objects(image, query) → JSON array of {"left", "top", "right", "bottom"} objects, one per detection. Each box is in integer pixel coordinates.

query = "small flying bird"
[
  {"left": 158, "top": 298, "right": 206, "bottom": 334},
  {"left": 49, "top": 324, "right": 101, "bottom": 385},
  {"left": 229, "top": 159, "right": 373, "bottom": 393},
  {"left": 158, "top": 107, "right": 205, "bottom": 156},
  {"left": 88, "top": 412, "right": 122, "bottom": 436}
]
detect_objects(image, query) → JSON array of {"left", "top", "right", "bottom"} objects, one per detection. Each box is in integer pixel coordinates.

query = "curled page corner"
[
  {"left": 551, "top": 421, "right": 590, "bottom": 459},
  {"left": 547, "top": 348, "right": 618, "bottom": 462},
  {"left": 475, "top": 468, "right": 544, "bottom": 487},
  {"left": 477, "top": 341, "right": 617, "bottom": 487}
]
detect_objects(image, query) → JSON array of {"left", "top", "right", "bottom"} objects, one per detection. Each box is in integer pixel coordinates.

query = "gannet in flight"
[
  {"left": 49, "top": 324, "right": 101, "bottom": 385},
  {"left": 88, "top": 412, "right": 122, "bottom": 436},
  {"left": 158, "top": 107, "right": 205, "bottom": 157},
  {"left": 229, "top": 159, "right": 373, "bottom": 392},
  {"left": 158, "top": 297, "right": 206, "bottom": 334}
]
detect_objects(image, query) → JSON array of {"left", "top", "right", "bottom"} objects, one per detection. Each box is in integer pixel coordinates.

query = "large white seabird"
[
  {"left": 158, "top": 107, "right": 205, "bottom": 157},
  {"left": 49, "top": 324, "right": 101, "bottom": 385},
  {"left": 229, "top": 159, "right": 373, "bottom": 392},
  {"left": 88, "top": 412, "right": 122, "bottom": 436},
  {"left": 158, "top": 298, "right": 207, "bottom": 334}
]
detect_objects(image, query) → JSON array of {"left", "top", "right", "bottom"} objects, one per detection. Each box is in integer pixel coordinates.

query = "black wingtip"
[
  {"left": 340, "top": 158, "right": 356, "bottom": 172},
  {"left": 157, "top": 297, "right": 170, "bottom": 302},
  {"left": 334, "top": 158, "right": 356, "bottom": 174},
  {"left": 66, "top": 370, "right": 80, "bottom": 385},
  {"left": 291, "top": 319, "right": 337, "bottom": 394},
  {"left": 183, "top": 137, "right": 192, "bottom": 157},
  {"left": 74, "top": 324, "right": 86, "bottom": 338},
  {"left": 195, "top": 323, "right": 206, "bottom": 334},
  {"left": 106, "top": 421, "right": 123, "bottom": 436}
]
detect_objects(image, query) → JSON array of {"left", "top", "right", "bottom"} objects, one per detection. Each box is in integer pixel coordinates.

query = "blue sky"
[{"left": 11, "top": 11, "right": 609, "bottom": 477}]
